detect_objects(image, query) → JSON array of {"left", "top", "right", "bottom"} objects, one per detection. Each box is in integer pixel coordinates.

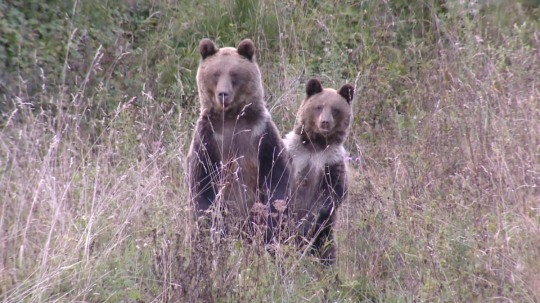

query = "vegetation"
[{"left": 1, "top": 0, "right": 540, "bottom": 301}]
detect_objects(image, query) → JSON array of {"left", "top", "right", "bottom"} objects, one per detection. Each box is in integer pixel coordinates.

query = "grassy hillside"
[{"left": 1, "top": 0, "right": 540, "bottom": 302}]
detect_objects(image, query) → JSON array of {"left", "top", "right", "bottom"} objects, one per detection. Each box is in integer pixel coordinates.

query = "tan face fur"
[
  {"left": 297, "top": 78, "right": 354, "bottom": 141},
  {"left": 196, "top": 39, "right": 264, "bottom": 113}
]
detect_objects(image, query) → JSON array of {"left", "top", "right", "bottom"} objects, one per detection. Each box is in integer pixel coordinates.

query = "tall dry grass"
[{"left": 1, "top": 0, "right": 539, "bottom": 302}]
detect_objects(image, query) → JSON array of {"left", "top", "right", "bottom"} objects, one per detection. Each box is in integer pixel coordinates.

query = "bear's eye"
[
  {"left": 212, "top": 71, "right": 221, "bottom": 79},
  {"left": 315, "top": 105, "right": 323, "bottom": 111},
  {"left": 229, "top": 71, "right": 239, "bottom": 87},
  {"left": 332, "top": 108, "right": 340, "bottom": 116}
]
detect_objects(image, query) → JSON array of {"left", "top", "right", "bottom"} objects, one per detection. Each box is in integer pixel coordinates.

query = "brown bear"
[
  {"left": 187, "top": 38, "right": 290, "bottom": 240},
  {"left": 284, "top": 78, "right": 354, "bottom": 263}
]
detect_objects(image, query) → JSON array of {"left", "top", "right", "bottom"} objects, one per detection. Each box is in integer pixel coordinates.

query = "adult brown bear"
[
  {"left": 187, "top": 39, "right": 290, "bottom": 240},
  {"left": 285, "top": 78, "right": 354, "bottom": 262}
]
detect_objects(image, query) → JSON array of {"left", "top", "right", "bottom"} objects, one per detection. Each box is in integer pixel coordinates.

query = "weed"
[{"left": 1, "top": 0, "right": 539, "bottom": 302}]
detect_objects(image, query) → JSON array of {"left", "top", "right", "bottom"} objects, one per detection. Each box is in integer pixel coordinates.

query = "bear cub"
[
  {"left": 285, "top": 78, "right": 354, "bottom": 262},
  {"left": 187, "top": 39, "right": 290, "bottom": 239}
]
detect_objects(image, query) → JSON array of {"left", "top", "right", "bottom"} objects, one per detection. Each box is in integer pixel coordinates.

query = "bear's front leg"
[
  {"left": 312, "top": 161, "right": 346, "bottom": 263},
  {"left": 188, "top": 118, "right": 222, "bottom": 217},
  {"left": 257, "top": 122, "right": 291, "bottom": 242}
]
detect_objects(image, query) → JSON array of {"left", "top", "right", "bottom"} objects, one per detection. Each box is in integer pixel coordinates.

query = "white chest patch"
[
  {"left": 250, "top": 109, "right": 270, "bottom": 140},
  {"left": 284, "top": 132, "right": 346, "bottom": 176}
]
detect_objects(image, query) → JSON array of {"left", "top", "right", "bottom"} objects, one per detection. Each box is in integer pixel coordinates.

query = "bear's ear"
[
  {"left": 199, "top": 39, "right": 218, "bottom": 60},
  {"left": 338, "top": 84, "right": 354, "bottom": 104},
  {"left": 237, "top": 39, "right": 255, "bottom": 61},
  {"left": 306, "top": 78, "right": 323, "bottom": 98}
]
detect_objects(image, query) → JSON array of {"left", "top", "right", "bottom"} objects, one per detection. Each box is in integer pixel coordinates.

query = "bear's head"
[
  {"left": 296, "top": 78, "right": 354, "bottom": 146},
  {"left": 196, "top": 39, "right": 264, "bottom": 114}
]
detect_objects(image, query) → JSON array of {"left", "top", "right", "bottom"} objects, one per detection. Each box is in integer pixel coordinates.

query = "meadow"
[{"left": 1, "top": 0, "right": 540, "bottom": 302}]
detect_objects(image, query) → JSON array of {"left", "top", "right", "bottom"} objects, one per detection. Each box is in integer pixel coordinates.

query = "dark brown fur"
[
  {"left": 188, "top": 39, "right": 290, "bottom": 241},
  {"left": 284, "top": 78, "right": 354, "bottom": 263}
]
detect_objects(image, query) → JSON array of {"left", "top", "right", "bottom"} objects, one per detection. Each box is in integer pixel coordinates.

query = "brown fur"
[
  {"left": 188, "top": 39, "right": 290, "bottom": 239},
  {"left": 284, "top": 78, "right": 354, "bottom": 262},
  {"left": 294, "top": 78, "right": 353, "bottom": 151}
]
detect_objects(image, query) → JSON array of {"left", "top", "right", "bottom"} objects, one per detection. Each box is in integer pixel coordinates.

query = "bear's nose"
[
  {"left": 320, "top": 121, "right": 331, "bottom": 130},
  {"left": 217, "top": 92, "right": 230, "bottom": 105}
]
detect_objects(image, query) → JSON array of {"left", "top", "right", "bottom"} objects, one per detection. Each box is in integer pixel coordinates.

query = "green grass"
[{"left": 1, "top": 0, "right": 540, "bottom": 302}]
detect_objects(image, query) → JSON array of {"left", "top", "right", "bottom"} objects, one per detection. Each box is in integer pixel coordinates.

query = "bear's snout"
[
  {"left": 318, "top": 107, "right": 334, "bottom": 132},
  {"left": 217, "top": 92, "right": 231, "bottom": 106},
  {"left": 215, "top": 78, "right": 234, "bottom": 107},
  {"left": 320, "top": 120, "right": 331, "bottom": 131}
]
